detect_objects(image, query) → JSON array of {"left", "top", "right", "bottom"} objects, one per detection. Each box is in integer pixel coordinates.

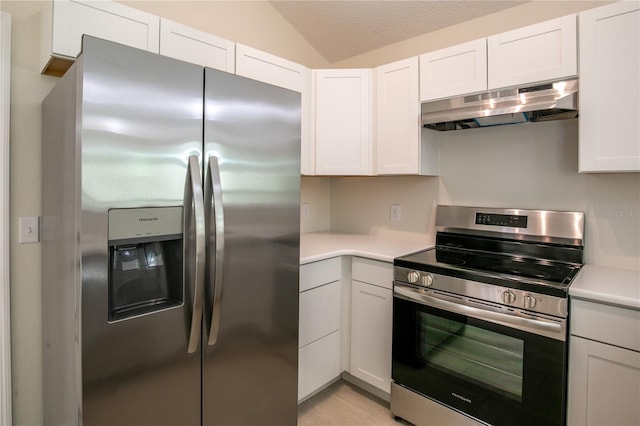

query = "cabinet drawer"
[
  {"left": 300, "top": 257, "right": 341, "bottom": 292},
  {"left": 299, "top": 281, "right": 341, "bottom": 347},
  {"left": 571, "top": 299, "right": 640, "bottom": 351},
  {"left": 298, "top": 331, "right": 341, "bottom": 401},
  {"left": 352, "top": 257, "right": 393, "bottom": 289}
]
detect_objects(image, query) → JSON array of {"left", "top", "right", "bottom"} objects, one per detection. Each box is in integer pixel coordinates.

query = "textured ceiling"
[{"left": 270, "top": 1, "right": 528, "bottom": 63}]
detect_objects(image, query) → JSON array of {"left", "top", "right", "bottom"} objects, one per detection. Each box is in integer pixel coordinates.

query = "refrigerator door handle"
[
  {"left": 206, "top": 155, "right": 225, "bottom": 346},
  {"left": 185, "top": 155, "right": 205, "bottom": 354}
]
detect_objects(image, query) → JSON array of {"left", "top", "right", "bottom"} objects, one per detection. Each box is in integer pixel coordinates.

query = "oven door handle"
[{"left": 394, "top": 285, "right": 564, "bottom": 338}]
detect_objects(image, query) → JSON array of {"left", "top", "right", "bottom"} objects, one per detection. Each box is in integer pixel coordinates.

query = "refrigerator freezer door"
[
  {"left": 79, "top": 37, "right": 202, "bottom": 426},
  {"left": 203, "top": 69, "right": 301, "bottom": 425}
]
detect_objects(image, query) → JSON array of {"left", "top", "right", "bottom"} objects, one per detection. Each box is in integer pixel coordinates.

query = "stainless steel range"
[{"left": 390, "top": 206, "right": 584, "bottom": 426}]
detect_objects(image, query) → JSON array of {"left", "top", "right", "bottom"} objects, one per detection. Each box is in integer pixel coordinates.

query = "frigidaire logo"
[
  {"left": 452, "top": 392, "right": 472, "bottom": 404},
  {"left": 139, "top": 217, "right": 159, "bottom": 222}
]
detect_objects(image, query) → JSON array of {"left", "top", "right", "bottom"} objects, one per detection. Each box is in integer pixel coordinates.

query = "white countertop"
[
  {"left": 300, "top": 231, "right": 434, "bottom": 264},
  {"left": 570, "top": 264, "right": 640, "bottom": 310},
  {"left": 301, "top": 233, "right": 640, "bottom": 310}
]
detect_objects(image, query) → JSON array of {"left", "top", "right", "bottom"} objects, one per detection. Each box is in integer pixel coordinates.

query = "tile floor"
[{"left": 298, "top": 380, "right": 412, "bottom": 426}]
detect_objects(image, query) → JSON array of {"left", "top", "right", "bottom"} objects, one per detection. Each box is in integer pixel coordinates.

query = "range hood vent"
[{"left": 422, "top": 79, "right": 578, "bottom": 131}]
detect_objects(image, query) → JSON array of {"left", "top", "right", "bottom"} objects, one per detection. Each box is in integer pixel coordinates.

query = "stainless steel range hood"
[{"left": 421, "top": 79, "right": 578, "bottom": 131}]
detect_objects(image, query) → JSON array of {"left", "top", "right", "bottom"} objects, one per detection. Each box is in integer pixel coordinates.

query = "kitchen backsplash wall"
[
  {"left": 300, "top": 176, "right": 331, "bottom": 233},
  {"left": 437, "top": 119, "right": 640, "bottom": 270},
  {"left": 302, "top": 119, "right": 640, "bottom": 270},
  {"left": 329, "top": 176, "right": 439, "bottom": 237},
  {"left": 301, "top": 175, "right": 439, "bottom": 238}
]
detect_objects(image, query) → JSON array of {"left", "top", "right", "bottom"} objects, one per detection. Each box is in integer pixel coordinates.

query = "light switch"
[
  {"left": 302, "top": 203, "right": 310, "bottom": 218},
  {"left": 19, "top": 216, "right": 40, "bottom": 244}
]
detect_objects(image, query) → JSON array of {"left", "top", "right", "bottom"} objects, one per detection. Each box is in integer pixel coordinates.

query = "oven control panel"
[
  {"left": 475, "top": 213, "right": 528, "bottom": 228},
  {"left": 394, "top": 267, "right": 567, "bottom": 318}
]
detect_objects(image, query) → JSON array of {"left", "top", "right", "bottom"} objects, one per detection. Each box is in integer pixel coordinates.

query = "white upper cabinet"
[
  {"left": 159, "top": 18, "right": 234, "bottom": 72},
  {"left": 419, "top": 15, "right": 576, "bottom": 101},
  {"left": 578, "top": 1, "right": 640, "bottom": 172},
  {"left": 41, "top": 0, "right": 160, "bottom": 76},
  {"left": 487, "top": 15, "right": 577, "bottom": 89},
  {"left": 313, "top": 69, "right": 374, "bottom": 176},
  {"left": 377, "top": 57, "right": 438, "bottom": 175},
  {"left": 419, "top": 39, "right": 487, "bottom": 101},
  {"left": 235, "top": 44, "right": 309, "bottom": 93},
  {"left": 235, "top": 44, "right": 312, "bottom": 175}
]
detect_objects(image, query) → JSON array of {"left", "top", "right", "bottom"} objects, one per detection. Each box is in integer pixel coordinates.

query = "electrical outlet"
[
  {"left": 390, "top": 204, "right": 401, "bottom": 222},
  {"left": 302, "top": 203, "right": 310, "bottom": 218},
  {"left": 19, "top": 216, "right": 40, "bottom": 244}
]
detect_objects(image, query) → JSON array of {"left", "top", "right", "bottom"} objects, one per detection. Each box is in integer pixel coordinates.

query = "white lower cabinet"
[
  {"left": 350, "top": 257, "right": 393, "bottom": 393},
  {"left": 568, "top": 298, "right": 640, "bottom": 425},
  {"left": 298, "top": 258, "right": 342, "bottom": 401},
  {"left": 298, "top": 330, "right": 341, "bottom": 401},
  {"left": 568, "top": 336, "right": 640, "bottom": 426},
  {"left": 298, "top": 256, "right": 395, "bottom": 400}
]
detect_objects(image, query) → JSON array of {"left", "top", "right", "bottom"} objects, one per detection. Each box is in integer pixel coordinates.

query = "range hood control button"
[
  {"left": 407, "top": 271, "right": 420, "bottom": 284},
  {"left": 501, "top": 290, "right": 516, "bottom": 304}
]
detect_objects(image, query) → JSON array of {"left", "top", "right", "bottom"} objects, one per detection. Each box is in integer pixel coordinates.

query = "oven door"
[{"left": 392, "top": 283, "right": 567, "bottom": 426}]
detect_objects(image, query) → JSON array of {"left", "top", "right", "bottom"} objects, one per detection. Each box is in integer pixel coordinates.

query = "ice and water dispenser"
[{"left": 108, "top": 207, "right": 183, "bottom": 321}]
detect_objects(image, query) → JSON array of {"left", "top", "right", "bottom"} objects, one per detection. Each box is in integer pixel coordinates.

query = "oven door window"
[
  {"left": 421, "top": 312, "right": 524, "bottom": 401},
  {"left": 393, "top": 296, "right": 565, "bottom": 426}
]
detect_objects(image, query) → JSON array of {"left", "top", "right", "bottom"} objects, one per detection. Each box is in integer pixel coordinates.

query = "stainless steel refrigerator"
[{"left": 41, "top": 36, "right": 300, "bottom": 426}]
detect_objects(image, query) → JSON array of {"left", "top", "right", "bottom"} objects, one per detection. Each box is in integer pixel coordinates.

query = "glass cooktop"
[{"left": 395, "top": 247, "right": 582, "bottom": 298}]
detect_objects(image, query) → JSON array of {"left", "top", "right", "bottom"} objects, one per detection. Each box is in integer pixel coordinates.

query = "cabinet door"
[
  {"left": 298, "top": 330, "right": 341, "bottom": 402},
  {"left": 376, "top": 57, "right": 421, "bottom": 175},
  {"left": 578, "top": 2, "right": 640, "bottom": 172},
  {"left": 419, "top": 38, "right": 487, "bottom": 101},
  {"left": 487, "top": 15, "right": 577, "bottom": 89},
  {"left": 235, "top": 44, "right": 309, "bottom": 93},
  {"left": 159, "top": 18, "right": 234, "bottom": 72},
  {"left": 568, "top": 336, "right": 640, "bottom": 426},
  {"left": 350, "top": 280, "right": 392, "bottom": 393},
  {"left": 235, "top": 44, "right": 312, "bottom": 175},
  {"left": 299, "top": 281, "right": 341, "bottom": 347},
  {"left": 42, "top": 0, "right": 160, "bottom": 75},
  {"left": 314, "top": 69, "right": 373, "bottom": 176}
]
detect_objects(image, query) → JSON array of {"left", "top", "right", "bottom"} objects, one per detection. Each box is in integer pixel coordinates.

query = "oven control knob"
[
  {"left": 421, "top": 274, "right": 434, "bottom": 287},
  {"left": 501, "top": 290, "right": 516, "bottom": 304},
  {"left": 407, "top": 271, "right": 420, "bottom": 284},
  {"left": 523, "top": 294, "right": 537, "bottom": 309}
]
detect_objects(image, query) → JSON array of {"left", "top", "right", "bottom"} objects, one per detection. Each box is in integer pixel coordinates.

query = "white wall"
[
  {"left": 300, "top": 177, "right": 331, "bottom": 234},
  {"left": 320, "top": 120, "right": 640, "bottom": 271},
  {"left": 437, "top": 119, "right": 640, "bottom": 270},
  {"left": 330, "top": 176, "right": 439, "bottom": 237}
]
